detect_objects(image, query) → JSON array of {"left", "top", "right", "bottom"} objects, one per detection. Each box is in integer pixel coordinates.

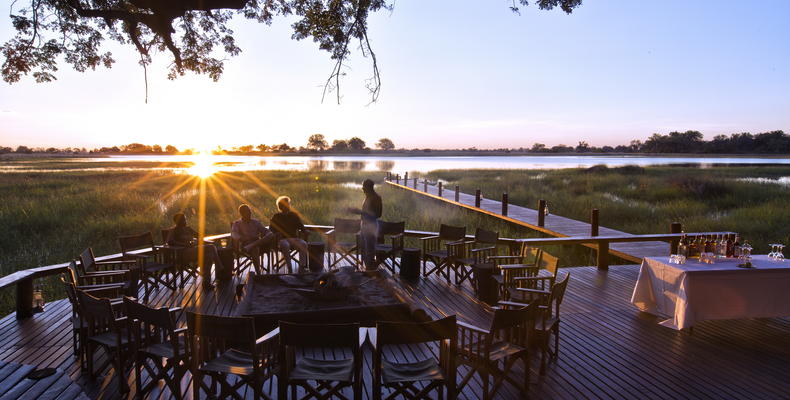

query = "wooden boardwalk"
[
  {"left": 386, "top": 180, "right": 669, "bottom": 263},
  {"left": 1, "top": 264, "right": 790, "bottom": 399}
]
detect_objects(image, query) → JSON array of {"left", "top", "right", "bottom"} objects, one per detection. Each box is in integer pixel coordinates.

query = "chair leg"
[{"left": 554, "top": 324, "right": 560, "bottom": 357}]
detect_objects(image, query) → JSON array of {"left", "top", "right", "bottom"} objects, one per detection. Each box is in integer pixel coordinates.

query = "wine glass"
[
  {"left": 768, "top": 244, "right": 779, "bottom": 260},
  {"left": 777, "top": 244, "right": 785, "bottom": 261}
]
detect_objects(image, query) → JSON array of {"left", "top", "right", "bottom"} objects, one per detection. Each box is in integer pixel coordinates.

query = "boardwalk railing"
[{"left": 2, "top": 223, "right": 732, "bottom": 320}]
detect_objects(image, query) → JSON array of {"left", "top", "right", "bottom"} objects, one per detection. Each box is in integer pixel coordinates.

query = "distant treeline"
[{"left": 2, "top": 130, "right": 789, "bottom": 155}]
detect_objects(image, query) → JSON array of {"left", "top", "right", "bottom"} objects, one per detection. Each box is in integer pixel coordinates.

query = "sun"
[{"left": 188, "top": 152, "right": 218, "bottom": 178}]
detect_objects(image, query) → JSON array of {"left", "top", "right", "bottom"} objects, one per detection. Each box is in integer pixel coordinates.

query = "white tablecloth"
[{"left": 631, "top": 255, "right": 790, "bottom": 330}]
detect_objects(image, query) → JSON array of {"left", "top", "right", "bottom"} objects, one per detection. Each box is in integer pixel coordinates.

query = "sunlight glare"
[{"left": 188, "top": 152, "right": 218, "bottom": 178}]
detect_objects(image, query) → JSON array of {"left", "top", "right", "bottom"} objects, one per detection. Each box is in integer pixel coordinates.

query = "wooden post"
[
  {"left": 386, "top": 172, "right": 391, "bottom": 181},
  {"left": 395, "top": 174, "right": 400, "bottom": 184},
  {"left": 16, "top": 278, "right": 33, "bottom": 320},
  {"left": 538, "top": 199, "right": 546, "bottom": 227},
  {"left": 597, "top": 241, "right": 609, "bottom": 270},
  {"left": 423, "top": 180, "right": 428, "bottom": 192},
  {"left": 455, "top": 186, "right": 460, "bottom": 202},
  {"left": 501, "top": 193, "right": 508, "bottom": 216},
  {"left": 591, "top": 209, "right": 599, "bottom": 237},
  {"left": 438, "top": 182, "right": 443, "bottom": 197},
  {"left": 670, "top": 222, "right": 683, "bottom": 254},
  {"left": 413, "top": 178, "right": 418, "bottom": 189},
  {"left": 475, "top": 189, "right": 481, "bottom": 208},
  {"left": 404, "top": 172, "right": 408, "bottom": 183}
]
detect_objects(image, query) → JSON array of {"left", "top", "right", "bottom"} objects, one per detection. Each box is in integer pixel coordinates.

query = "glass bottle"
[{"left": 725, "top": 234, "right": 734, "bottom": 258}]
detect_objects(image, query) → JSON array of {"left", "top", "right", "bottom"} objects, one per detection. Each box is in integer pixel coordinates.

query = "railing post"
[
  {"left": 404, "top": 172, "right": 408, "bottom": 183},
  {"left": 501, "top": 193, "right": 508, "bottom": 216},
  {"left": 591, "top": 208, "right": 599, "bottom": 236},
  {"left": 538, "top": 199, "right": 546, "bottom": 227},
  {"left": 597, "top": 241, "right": 609, "bottom": 270},
  {"left": 454, "top": 186, "right": 460, "bottom": 202},
  {"left": 423, "top": 180, "right": 428, "bottom": 192},
  {"left": 413, "top": 178, "right": 418, "bottom": 189},
  {"left": 16, "top": 278, "right": 33, "bottom": 320},
  {"left": 395, "top": 174, "right": 400, "bottom": 184},
  {"left": 670, "top": 222, "right": 683, "bottom": 254},
  {"left": 438, "top": 182, "right": 443, "bottom": 197},
  {"left": 475, "top": 189, "right": 481, "bottom": 208}
]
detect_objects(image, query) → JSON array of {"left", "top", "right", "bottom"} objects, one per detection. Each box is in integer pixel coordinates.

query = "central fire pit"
[{"left": 236, "top": 267, "right": 420, "bottom": 332}]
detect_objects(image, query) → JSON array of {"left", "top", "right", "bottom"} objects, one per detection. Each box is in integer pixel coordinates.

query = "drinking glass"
[
  {"left": 768, "top": 244, "right": 779, "bottom": 260},
  {"left": 776, "top": 244, "right": 785, "bottom": 261}
]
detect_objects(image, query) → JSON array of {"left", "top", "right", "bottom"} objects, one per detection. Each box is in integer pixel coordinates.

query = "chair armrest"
[
  {"left": 515, "top": 288, "right": 551, "bottom": 296},
  {"left": 420, "top": 235, "right": 440, "bottom": 241},
  {"left": 499, "top": 264, "right": 537, "bottom": 271},
  {"left": 95, "top": 260, "right": 136, "bottom": 266},
  {"left": 513, "top": 276, "right": 553, "bottom": 282},
  {"left": 169, "top": 306, "right": 183, "bottom": 314},
  {"left": 82, "top": 285, "right": 124, "bottom": 299},
  {"left": 457, "top": 321, "right": 489, "bottom": 335},
  {"left": 497, "top": 300, "right": 531, "bottom": 310},
  {"left": 255, "top": 327, "right": 280, "bottom": 355},
  {"left": 471, "top": 246, "right": 496, "bottom": 254},
  {"left": 173, "top": 327, "right": 188, "bottom": 335}
]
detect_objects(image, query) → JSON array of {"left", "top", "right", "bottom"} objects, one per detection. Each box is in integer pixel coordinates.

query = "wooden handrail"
[{"left": 2, "top": 223, "right": 735, "bottom": 320}]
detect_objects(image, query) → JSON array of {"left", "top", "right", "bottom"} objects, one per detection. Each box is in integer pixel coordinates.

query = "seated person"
[
  {"left": 270, "top": 196, "right": 308, "bottom": 272},
  {"left": 166, "top": 213, "right": 227, "bottom": 288},
  {"left": 231, "top": 204, "right": 275, "bottom": 272}
]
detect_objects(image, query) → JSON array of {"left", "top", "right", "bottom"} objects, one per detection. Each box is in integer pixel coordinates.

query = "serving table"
[{"left": 631, "top": 255, "right": 790, "bottom": 330}]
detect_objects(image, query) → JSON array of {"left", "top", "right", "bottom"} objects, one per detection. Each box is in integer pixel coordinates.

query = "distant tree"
[
  {"left": 165, "top": 145, "right": 179, "bottom": 154},
  {"left": 629, "top": 140, "right": 642, "bottom": 152},
  {"left": 347, "top": 137, "right": 366, "bottom": 151},
  {"left": 531, "top": 143, "right": 547, "bottom": 152},
  {"left": 273, "top": 143, "right": 292, "bottom": 152},
  {"left": 256, "top": 144, "right": 270, "bottom": 152},
  {"left": 0, "top": 146, "right": 13, "bottom": 154},
  {"left": 237, "top": 145, "right": 254, "bottom": 153},
  {"left": 575, "top": 141, "right": 590, "bottom": 153},
  {"left": 376, "top": 138, "right": 395, "bottom": 151},
  {"left": 121, "top": 143, "right": 152, "bottom": 153},
  {"left": 307, "top": 134, "right": 328, "bottom": 151},
  {"left": 15, "top": 145, "right": 32, "bottom": 154},
  {"left": 331, "top": 140, "right": 348, "bottom": 152},
  {"left": 151, "top": 144, "right": 163, "bottom": 153},
  {"left": 45, "top": 147, "right": 59, "bottom": 153},
  {"left": 550, "top": 144, "right": 573, "bottom": 153}
]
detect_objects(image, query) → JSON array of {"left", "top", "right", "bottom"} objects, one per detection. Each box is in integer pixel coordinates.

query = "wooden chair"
[
  {"left": 78, "top": 289, "right": 134, "bottom": 393},
  {"left": 375, "top": 221, "right": 405, "bottom": 272},
  {"left": 272, "top": 227, "right": 310, "bottom": 274},
  {"left": 454, "top": 228, "right": 500, "bottom": 287},
  {"left": 488, "top": 243, "right": 543, "bottom": 301},
  {"left": 373, "top": 316, "right": 457, "bottom": 400},
  {"left": 67, "top": 260, "right": 137, "bottom": 296},
  {"left": 123, "top": 297, "right": 188, "bottom": 399},
  {"left": 187, "top": 312, "right": 278, "bottom": 400},
  {"left": 119, "top": 232, "right": 178, "bottom": 299},
  {"left": 61, "top": 276, "right": 123, "bottom": 363},
  {"left": 278, "top": 322, "right": 362, "bottom": 400},
  {"left": 230, "top": 222, "right": 282, "bottom": 275},
  {"left": 327, "top": 218, "right": 362, "bottom": 269},
  {"left": 160, "top": 228, "right": 199, "bottom": 288},
  {"left": 509, "top": 253, "right": 559, "bottom": 303},
  {"left": 501, "top": 273, "right": 570, "bottom": 374},
  {"left": 79, "top": 247, "right": 135, "bottom": 273},
  {"left": 457, "top": 303, "right": 537, "bottom": 400},
  {"left": 421, "top": 224, "right": 467, "bottom": 285}
]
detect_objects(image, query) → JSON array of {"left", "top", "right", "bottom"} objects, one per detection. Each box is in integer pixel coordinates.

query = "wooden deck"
[
  {"left": 2, "top": 265, "right": 790, "bottom": 399},
  {"left": 386, "top": 180, "right": 669, "bottom": 263}
]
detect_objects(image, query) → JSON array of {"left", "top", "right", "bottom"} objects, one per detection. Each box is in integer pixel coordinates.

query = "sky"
[{"left": 1, "top": 0, "right": 789, "bottom": 150}]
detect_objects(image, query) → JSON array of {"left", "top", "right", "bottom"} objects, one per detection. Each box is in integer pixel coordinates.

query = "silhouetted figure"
[
  {"left": 348, "top": 179, "right": 382, "bottom": 270},
  {"left": 231, "top": 204, "right": 275, "bottom": 272},
  {"left": 270, "top": 196, "right": 308, "bottom": 272},
  {"left": 166, "top": 213, "right": 226, "bottom": 289}
]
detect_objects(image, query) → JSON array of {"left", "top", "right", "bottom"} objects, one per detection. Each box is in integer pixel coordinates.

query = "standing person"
[
  {"left": 270, "top": 196, "right": 308, "bottom": 272},
  {"left": 166, "top": 213, "right": 227, "bottom": 289},
  {"left": 231, "top": 204, "right": 276, "bottom": 273},
  {"left": 348, "top": 179, "right": 382, "bottom": 270}
]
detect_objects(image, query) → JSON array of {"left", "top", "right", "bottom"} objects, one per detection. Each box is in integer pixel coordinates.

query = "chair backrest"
[
  {"left": 490, "top": 302, "right": 537, "bottom": 347},
  {"left": 65, "top": 260, "right": 80, "bottom": 285},
  {"left": 124, "top": 296, "right": 175, "bottom": 330},
  {"left": 540, "top": 253, "right": 560, "bottom": 276},
  {"left": 378, "top": 221, "right": 405, "bottom": 237},
  {"left": 119, "top": 232, "right": 155, "bottom": 255},
  {"left": 79, "top": 248, "right": 96, "bottom": 273},
  {"left": 474, "top": 228, "right": 499, "bottom": 245},
  {"left": 161, "top": 228, "right": 174, "bottom": 245},
  {"left": 438, "top": 225, "right": 466, "bottom": 241},
  {"left": 518, "top": 243, "right": 542, "bottom": 262},
  {"left": 62, "top": 277, "right": 80, "bottom": 315},
  {"left": 186, "top": 312, "right": 258, "bottom": 362},
  {"left": 279, "top": 321, "right": 360, "bottom": 348},
  {"left": 549, "top": 273, "right": 570, "bottom": 316},
  {"left": 376, "top": 315, "right": 457, "bottom": 346},
  {"left": 78, "top": 290, "right": 120, "bottom": 335},
  {"left": 333, "top": 218, "right": 361, "bottom": 234}
]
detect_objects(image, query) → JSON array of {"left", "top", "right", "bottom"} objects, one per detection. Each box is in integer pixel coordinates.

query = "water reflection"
[{"left": 1, "top": 154, "right": 789, "bottom": 174}]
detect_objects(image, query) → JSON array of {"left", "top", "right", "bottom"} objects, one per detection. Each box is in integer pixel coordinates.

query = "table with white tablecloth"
[{"left": 631, "top": 255, "right": 790, "bottom": 330}]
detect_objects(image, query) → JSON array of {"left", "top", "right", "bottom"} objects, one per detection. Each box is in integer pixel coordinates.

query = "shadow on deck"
[{"left": 2, "top": 264, "right": 790, "bottom": 399}]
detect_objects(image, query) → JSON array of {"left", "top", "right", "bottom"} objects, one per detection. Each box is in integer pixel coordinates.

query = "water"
[{"left": 2, "top": 154, "right": 789, "bottom": 173}]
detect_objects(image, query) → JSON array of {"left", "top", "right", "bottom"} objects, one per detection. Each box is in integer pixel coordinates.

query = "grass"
[{"left": 1, "top": 160, "right": 789, "bottom": 314}]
